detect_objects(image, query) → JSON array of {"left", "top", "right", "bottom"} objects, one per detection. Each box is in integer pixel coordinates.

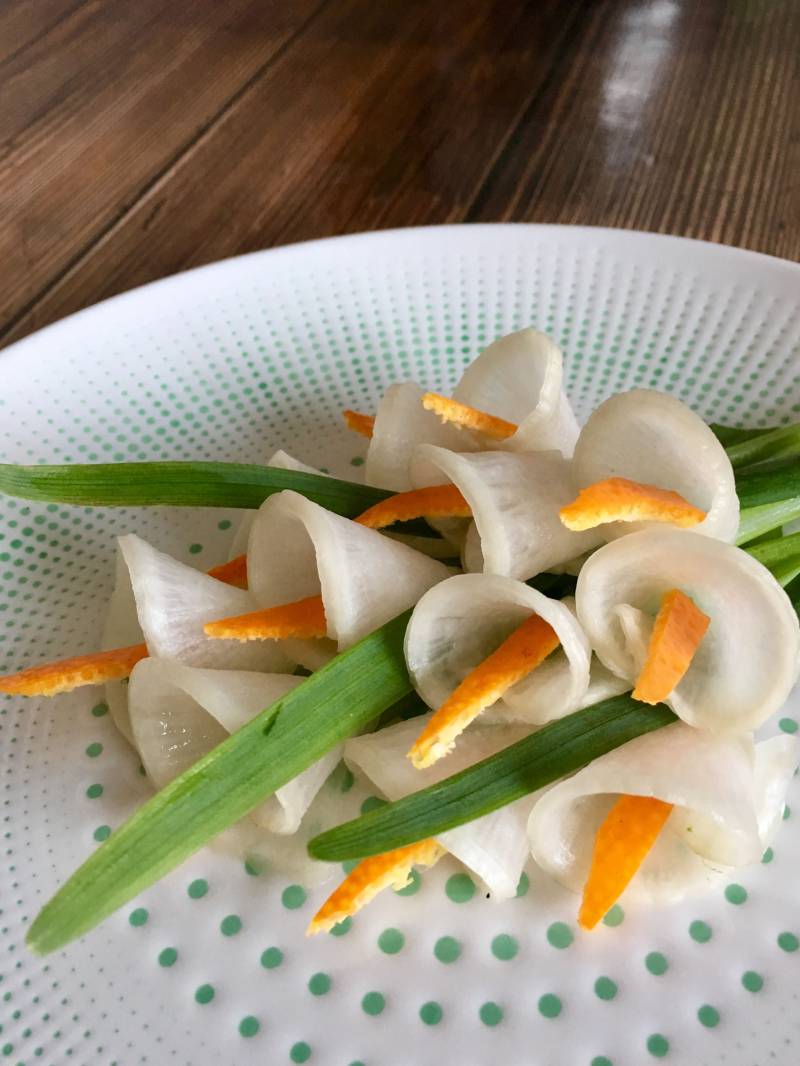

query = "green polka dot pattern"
[{"left": 2, "top": 228, "right": 799, "bottom": 1064}]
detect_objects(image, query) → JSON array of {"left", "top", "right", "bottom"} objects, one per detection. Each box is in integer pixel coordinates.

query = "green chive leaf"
[
  {"left": 27, "top": 611, "right": 413, "bottom": 955},
  {"left": 726, "top": 425, "right": 800, "bottom": 469},
  {"left": 308, "top": 695, "right": 676, "bottom": 861}
]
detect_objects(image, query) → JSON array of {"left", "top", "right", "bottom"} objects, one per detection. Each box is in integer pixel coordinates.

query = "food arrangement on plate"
[{"left": 1, "top": 327, "right": 799, "bottom": 954}]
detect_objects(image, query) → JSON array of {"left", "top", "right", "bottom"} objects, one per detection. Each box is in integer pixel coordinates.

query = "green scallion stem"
[
  {"left": 27, "top": 611, "right": 413, "bottom": 955},
  {"left": 308, "top": 695, "right": 676, "bottom": 861},
  {"left": 712, "top": 424, "right": 776, "bottom": 448},
  {"left": 726, "top": 424, "right": 800, "bottom": 470}
]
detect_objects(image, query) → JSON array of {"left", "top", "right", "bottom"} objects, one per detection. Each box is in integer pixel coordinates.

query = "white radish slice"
[
  {"left": 754, "top": 734, "right": 798, "bottom": 845},
  {"left": 453, "top": 328, "right": 579, "bottom": 455},
  {"left": 101, "top": 547, "right": 142, "bottom": 744},
  {"left": 128, "top": 658, "right": 339, "bottom": 834},
  {"left": 119, "top": 534, "right": 290, "bottom": 673},
  {"left": 527, "top": 723, "right": 765, "bottom": 905},
  {"left": 230, "top": 449, "right": 327, "bottom": 560},
  {"left": 345, "top": 715, "right": 538, "bottom": 899},
  {"left": 575, "top": 529, "right": 800, "bottom": 733},
  {"left": 405, "top": 575, "right": 591, "bottom": 726},
  {"left": 572, "top": 388, "right": 739, "bottom": 542},
  {"left": 410, "top": 445, "right": 602, "bottom": 580},
  {"left": 247, "top": 490, "right": 450, "bottom": 649},
  {"left": 366, "top": 382, "right": 470, "bottom": 492}
]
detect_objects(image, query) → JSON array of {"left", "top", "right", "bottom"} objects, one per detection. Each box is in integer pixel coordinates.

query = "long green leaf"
[
  {"left": 0, "top": 462, "right": 389, "bottom": 513},
  {"left": 746, "top": 532, "right": 800, "bottom": 587},
  {"left": 308, "top": 695, "right": 676, "bottom": 861},
  {"left": 736, "top": 497, "right": 800, "bottom": 546},
  {"left": 735, "top": 459, "right": 800, "bottom": 510},
  {"left": 711, "top": 424, "right": 776, "bottom": 448},
  {"left": 726, "top": 424, "right": 800, "bottom": 469},
  {"left": 27, "top": 611, "right": 413, "bottom": 955}
]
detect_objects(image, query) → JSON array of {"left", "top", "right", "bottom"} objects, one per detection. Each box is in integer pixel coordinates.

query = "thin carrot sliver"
[
  {"left": 343, "top": 410, "right": 375, "bottom": 438},
  {"left": 422, "top": 392, "right": 518, "bottom": 440},
  {"left": 408, "top": 614, "right": 560, "bottom": 769},
  {"left": 306, "top": 839, "right": 445, "bottom": 934},
  {"left": 578, "top": 794, "right": 674, "bottom": 930},
  {"left": 0, "top": 643, "right": 149, "bottom": 698},
  {"left": 632, "top": 588, "right": 710, "bottom": 704},
  {"left": 206, "top": 554, "right": 248, "bottom": 588},
  {"left": 355, "top": 484, "right": 471, "bottom": 530},
  {"left": 204, "top": 594, "right": 326, "bottom": 641},
  {"left": 559, "top": 477, "right": 706, "bottom": 532}
]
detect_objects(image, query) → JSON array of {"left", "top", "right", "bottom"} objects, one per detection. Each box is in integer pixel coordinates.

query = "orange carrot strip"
[
  {"left": 355, "top": 484, "right": 471, "bottom": 530},
  {"left": 0, "top": 643, "right": 149, "bottom": 698},
  {"left": 559, "top": 477, "right": 706, "bottom": 532},
  {"left": 204, "top": 594, "right": 326, "bottom": 641},
  {"left": 408, "top": 614, "right": 561, "bottom": 769},
  {"left": 578, "top": 794, "right": 674, "bottom": 930},
  {"left": 343, "top": 410, "right": 375, "bottom": 438},
  {"left": 422, "top": 392, "right": 518, "bottom": 441},
  {"left": 206, "top": 554, "right": 248, "bottom": 588},
  {"left": 632, "top": 588, "right": 710, "bottom": 705},
  {"left": 306, "top": 839, "right": 445, "bottom": 935}
]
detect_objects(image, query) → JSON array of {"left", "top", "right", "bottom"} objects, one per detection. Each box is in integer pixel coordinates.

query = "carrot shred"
[
  {"left": 343, "top": 410, "right": 375, "bottom": 438},
  {"left": 422, "top": 392, "right": 518, "bottom": 441},
  {"left": 408, "top": 614, "right": 561, "bottom": 769},
  {"left": 206, "top": 554, "right": 248, "bottom": 588},
  {"left": 0, "top": 643, "right": 149, "bottom": 698},
  {"left": 355, "top": 484, "right": 472, "bottom": 530},
  {"left": 306, "top": 839, "right": 445, "bottom": 935},
  {"left": 204, "top": 594, "right": 326, "bottom": 641},
  {"left": 632, "top": 588, "right": 710, "bottom": 704},
  {"left": 578, "top": 794, "right": 674, "bottom": 930},
  {"left": 559, "top": 477, "right": 706, "bottom": 532}
]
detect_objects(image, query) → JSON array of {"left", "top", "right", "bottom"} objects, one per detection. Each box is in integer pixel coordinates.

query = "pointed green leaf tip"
[{"left": 27, "top": 611, "right": 413, "bottom": 955}]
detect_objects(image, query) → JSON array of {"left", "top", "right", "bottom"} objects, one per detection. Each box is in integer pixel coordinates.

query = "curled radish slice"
[
  {"left": 575, "top": 529, "right": 800, "bottom": 733},
  {"left": 572, "top": 389, "right": 739, "bottom": 543}
]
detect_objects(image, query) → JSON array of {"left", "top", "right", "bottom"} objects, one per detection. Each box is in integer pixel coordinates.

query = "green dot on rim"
[
  {"left": 260, "top": 947, "right": 283, "bottom": 969},
  {"left": 491, "top": 933, "right": 518, "bottom": 961},
  {"left": 741, "top": 970, "right": 763, "bottom": 992},
  {"left": 194, "top": 984, "right": 214, "bottom": 1005},
  {"left": 308, "top": 972, "right": 331, "bottom": 996},
  {"left": 93, "top": 825, "right": 111, "bottom": 842},
  {"left": 330, "top": 917, "right": 352, "bottom": 937},
  {"left": 537, "top": 993, "right": 562, "bottom": 1019},
  {"left": 128, "top": 908, "right": 148, "bottom": 927},
  {"left": 90, "top": 703, "right": 108, "bottom": 718},
  {"left": 592, "top": 1058, "right": 613, "bottom": 1066},
  {"left": 645, "top": 952, "right": 668, "bottom": 975},
  {"left": 433, "top": 936, "right": 460, "bottom": 963},
  {"left": 697, "top": 1004, "right": 720, "bottom": 1028},
  {"left": 419, "top": 1001, "right": 443, "bottom": 1026},
  {"left": 479, "top": 1001, "right": 503, "bottom": 1026},
  {"left": 281, "top": 885, "right": 306, "bottom": 909},
  {"left": 646, "top": 1034, "right": 669, "bottom": 1058},
  {"left": 187, "top": 879, "right": 208, "bottom": 899},
  {"left": 290, "top": 1041, "right": 311, "bottom": 1063},
  {"left": 238, "top": 1016, "right": 260, "bottom": 1038},
  {"left": 724, "top": 883, "right": 747, "bottom": 905},
  {"left": 395, "top": 868, "right": 421, "bottom": 896},
  {"left": 220, "top": 914, "right": 242, "bottom": 936},
  {"left": 778, "top": 931, "right": 799, "bottom": 952},
  {"left": 602, "top": 904, "right": 624, "bottom": 926},
  {"left": 85, "top": 743, "right": 103, "bottom": 758},
  {"left": 779, "top": 717, "right": 798, "bottom": 734},
  {"left": 361, "top": 991, "right": 385, "bottom": 1016},
  {"left": 445, "top": 873, "right": 475, "bottom": 902},
  {"left": 515, "top": 872, "right": 529, "bottom": 897},
  {"left": 377, "top": 928, "right": 404, "bottom": 954},
  {"left": 546, "top": 921, "right": 573, "bottom": 948},
  {"left": 158, "top": 947, "right": 177, "bottom": 967},
  {"left": 689, "top": 919, "right": 712, "bottom": 943},
  {"left": 594, "top": 977, "right": 617, "bottom": 1001},
  {"left": 85, "top": 784, "right": 103, "bottom": 799}
]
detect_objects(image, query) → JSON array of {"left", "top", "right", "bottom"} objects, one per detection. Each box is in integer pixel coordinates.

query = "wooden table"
[{"left": 2, "top": 0, "right": 797, "bottom": 348}]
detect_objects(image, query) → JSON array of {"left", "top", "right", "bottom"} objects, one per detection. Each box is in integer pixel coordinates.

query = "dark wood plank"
[
  {"left": 0, "top": 0, "right": 323, "bottom": 331},
  {"left": 1, "top": 0, "right": 583, "bottom": 344},
  {"left": 0, "top": 0, "right": 87, "bottom": 66},
  {"left": 467, "top": 0, "right": 800, "bottom": 260},
  {"left": 3, "top": 0, "right": 799, "bottom": 349}
]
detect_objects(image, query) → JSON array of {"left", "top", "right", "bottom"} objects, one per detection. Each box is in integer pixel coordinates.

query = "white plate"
[{"left": 1, "top": 225, "right": 799, "bottom": 1066}]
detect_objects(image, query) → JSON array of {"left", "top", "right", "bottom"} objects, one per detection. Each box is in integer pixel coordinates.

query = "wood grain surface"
[{"left": 2, "top": 0, "right": 798, "bottom": 347}]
